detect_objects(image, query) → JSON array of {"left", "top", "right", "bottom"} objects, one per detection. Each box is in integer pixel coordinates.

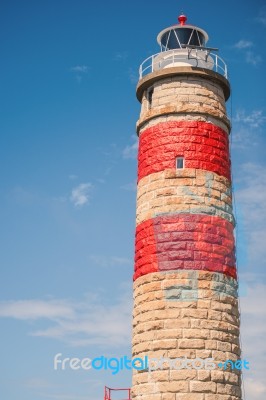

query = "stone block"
[
  {"left": 152, "top": 339, "right": 177, "bottom": 350},
  {"left": 170, "top": 369, "right": 197, "bottom": 381},
  {"left": 157, "top": 381, "right": 189, "bottom": 393},
  {"left": 190, "top": 381, "right": 216, "bottom": 393},
  {"left": 179, "top": 339, "right": 205, "bottom": 349},
  {"left": 162, "top": 394, "right": 176, "bottom": 400},
  {"left": 176, "top": 395, "right": 204, "bottom": 400},
  {"left": 156, "top": 329, "right": 183, "bottom": 340},
  {"left": 197, "top": 370, "right": 211, "bottom": 381},
  {"left": 205, "top": 340, "right": 217, "bottom": 350},
  {"left": 182, "top": 329, "right": 210, "bottom": 339}
]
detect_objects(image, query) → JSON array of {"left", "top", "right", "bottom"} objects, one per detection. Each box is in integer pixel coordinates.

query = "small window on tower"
[
  {"left": 176, "top": 156, "right": 184, "bottom": 169},
  {"left": 147, "top": 87, "right": 154, "bottom": 108}
]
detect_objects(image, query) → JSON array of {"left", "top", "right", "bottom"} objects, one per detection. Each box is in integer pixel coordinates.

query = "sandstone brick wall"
[
  {"left": 132, "top": 272, "right": 241, "bottom": 400},
  {"left": 132, "top": 69, "right": 241, "bottom": 399},
  {"left": 134, "top": 213, "right": 236, "bottom": 281},
  {"left": 136, "top": 169, "right": 234, "bottom": 226},
  {"left": 139, "top": 114, "right": 229, "bottom": 135},
  {"left": 138, "top": 121, "right": 231, "bottom": 182},
  {"left": 137, "top": 76, "right": 230, "bottom": 132}
]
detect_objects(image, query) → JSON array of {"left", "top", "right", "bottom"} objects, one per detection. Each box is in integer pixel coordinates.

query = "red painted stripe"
[
  {"left": 138, "top": 121, "right": 231, "bottom": 182},
  {"left": 134, "top": 214, "right": 236, "bottom": 281}
]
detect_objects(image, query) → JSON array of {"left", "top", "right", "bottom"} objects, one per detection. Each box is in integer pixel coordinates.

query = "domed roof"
[{"left": 157, "top": 14, "right": 209, "bottom": 50}]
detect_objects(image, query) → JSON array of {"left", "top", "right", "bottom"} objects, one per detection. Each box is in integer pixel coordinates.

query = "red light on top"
[{"left": 178, "top": 14, "right": 187, "bottom": 25}]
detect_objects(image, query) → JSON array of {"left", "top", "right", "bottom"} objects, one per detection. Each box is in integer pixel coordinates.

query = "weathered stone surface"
[
  {"left": 190, "top": 381, "right": 216, "bottom": 393},
  {"left": 134, "top": 213, "right": 237, "bottom": 281},
  {"left": 157, "top": 381, "right": 189, "bottom": 393},
  {"left": 170, "top": 369, "right": 197, "bottom": 381},
  {"left": 197, "top": 370, "right": 211, "bottom": 381},
  {"left": 176, "top": 395, "right": 205, "bottom": 400},
  {"left": 162, "top": 394, "right": 175, "bottom": 400},
  {"left": 136, "top": 169, "right": 233, "bottom": 225},
  {"left": 132, "top": 69, "right": 240, "bottom": 400},
  {"left": 140, "top": 113, "right": 229, "bottom": 134},
  {"left": 137, "top": 121, "right": 231, "bottom": 183},
  {"left": 137, "top": 75, "right": 229, "bottom": 132},
  {"left": 132, "top": 271, "right": 241, "bottom": 398}
]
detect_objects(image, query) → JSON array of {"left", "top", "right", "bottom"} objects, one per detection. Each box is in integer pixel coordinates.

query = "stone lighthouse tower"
[{"left": 132, "top": 14, "right": 242, "bottom": 400}]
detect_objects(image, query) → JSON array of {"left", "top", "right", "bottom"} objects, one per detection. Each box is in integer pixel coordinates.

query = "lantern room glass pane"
[{"left": 161, "top": 28, "right": 206, "bottom": 50}]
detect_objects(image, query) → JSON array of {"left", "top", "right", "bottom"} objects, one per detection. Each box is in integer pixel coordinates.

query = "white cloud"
[
  {"left": 0, "top": 288, "right": 132, "bottom": 348},
  {"left": 231, "top": 125, "right": 257, "bottom": 149},
  {"left": 122, "top": 136, "right": 138, "bottom": 159},
  {"left": 114, "top": 51, "right": 128, "bottom": 61},
  {"left": 0, "top": 299, "right": 74, "bottom": 320},
  {"left": 70, "top": 65, "right": 89, "bottom": 73},
  {"left": 96, "top": 178, "right": 105, "bottom": 184},
  {"left": 24, "top": 378, "right": 52, "bottom": 389},
  {"left": 128, "top": 67, "right": 138, "bottom": 84},
  {"left": 240, "top": 282, "right": 266, "bottom": 400},
  {"left": 245, "top": 51, "right": 262, "bottom": 66},
  {"left": 70, "top": 66, "right": 90, "bottom": 83},
  {"left": 232, "top": 40, "right": 262, "bottom": 67},
  {"left": 235, "top": 163, "right": 266, "bottom": 263},
  {"left": 257, "top": 6, "right": 266, "bottom": 26},
  {"left": 234, "top": 40, "right": 253, "bottom": 49},
  {"left": 244, "top": 378, "right": 266, "bottom": 399},
  {"left": 232, "top": 109, "right": 265, "bottom": 148},
  {"left": 70, "top": 183, "right": 92, "bottom": 207},
  {"left": 69, "top": 174, "right": 78, "bottom": 180},
  {"left": 234, "top": 109, "right": 266, "bottom": 129},
  {"left": 120, "top": 182, "right": 137, "bottom": 191},
  {"left": 89, "top": 255, "right": 132, "bottom": 268}
]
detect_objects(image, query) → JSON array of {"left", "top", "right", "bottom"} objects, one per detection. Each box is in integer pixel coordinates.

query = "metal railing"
[
  {"left": 104, "top": 386, "right": 131, "bottom": 400},
  {"left": 139, "top": 49, "right": 228, "bottom": 79}
]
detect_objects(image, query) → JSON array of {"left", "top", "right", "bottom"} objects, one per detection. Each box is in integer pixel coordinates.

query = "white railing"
[{"left": 139, "top": 49, "right": 228, "bottom": 79}]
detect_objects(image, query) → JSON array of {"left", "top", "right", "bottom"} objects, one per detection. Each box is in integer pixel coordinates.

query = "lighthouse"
[{"left": 132, "top": 14, "right": 242, "bottom": 400}]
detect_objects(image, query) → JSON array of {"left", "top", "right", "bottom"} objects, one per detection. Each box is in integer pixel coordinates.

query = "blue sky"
[{"left": 0, "top": 1, "right": 266, "bottom": 399}]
